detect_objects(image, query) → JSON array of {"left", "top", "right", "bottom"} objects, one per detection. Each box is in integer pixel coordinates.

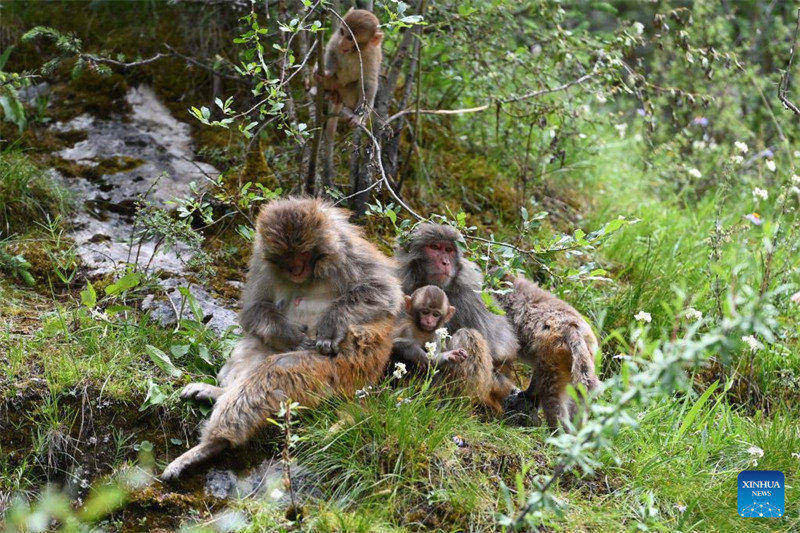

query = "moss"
[
  {"left": 93, "top": 155, "right": 144, "bottom": 174},
  {"left": 49, "top": 71, "right": 132, "bottom": 121}
]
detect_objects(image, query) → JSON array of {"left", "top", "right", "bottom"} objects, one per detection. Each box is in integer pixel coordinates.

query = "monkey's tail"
[{"left": 565, "top": 325, "right": 600, "bottom": 393}]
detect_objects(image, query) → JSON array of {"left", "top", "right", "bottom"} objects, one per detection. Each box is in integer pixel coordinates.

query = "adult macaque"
[
  {"left": 395, "top": 224, "right": 520, "bottom": 409},
  {"left": 163, "top": 197, "right": 402, "bottom": 481},
  {"left": 316, "top": 8, "right": 383, "bottom": 183},
  {"left": 392, "top": 285, "right": 508, "bottom": 413},
  {"left": 498, "top": 275, "right": 600, "bottom": 429}
]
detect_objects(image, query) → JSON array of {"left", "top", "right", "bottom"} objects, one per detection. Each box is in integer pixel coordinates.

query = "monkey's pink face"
[
  {"left": 424, "top": 241, "right": 456, "bottom": 284},
  {"left": 416, "top": 309, "right": 442, "bottom": 332},
  {"left": 286, "top": 252, "right": 312, "bottom": 284}
]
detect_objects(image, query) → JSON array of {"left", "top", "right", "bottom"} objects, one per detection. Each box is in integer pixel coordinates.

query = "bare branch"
[
  {"left": 386, "top": 68, "right": 597, "bottom": 124},
  {"left": 779, "top": 8, "right": 800, "bottom": 116}
]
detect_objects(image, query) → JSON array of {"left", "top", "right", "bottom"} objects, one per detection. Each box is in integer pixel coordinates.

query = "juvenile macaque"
[
  {"left": 318, "top": 8, "right": 383, "bottom": 117},
  {"left": 498, "top": 275, "right": 601, "bottom": 429},
  {"left": 392, "top": 285, "right": 467, "bottom": 369},
  {"left": 163, "top": 197, "right": 402, "bottom": 481},
  {"left": 316, "top": 8, "right": 383, "bottom": 183},
  {"left": 395, "top": 224, "right": 520, "bottom": 410},
  {"left": 392, "top": 285, "right": 511, "bottom": 413}
]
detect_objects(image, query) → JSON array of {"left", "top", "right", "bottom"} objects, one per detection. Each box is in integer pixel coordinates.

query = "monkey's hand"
[
  {"left": 314, "top": 314, "right": 348, "bottom": 356},
  {"left": 442, "top": 349, "right": 468, "bottom": 364}
]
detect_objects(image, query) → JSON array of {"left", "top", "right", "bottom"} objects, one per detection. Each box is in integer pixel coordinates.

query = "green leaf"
[
  {"left": 80, "top": 282, "right": 97, "bottom": 308},
  {"left": 145, "top": 345, "right": 182, "bottom": 378},
  {"left": 105, "top": 272, "right": 141, "bottom": 296}
]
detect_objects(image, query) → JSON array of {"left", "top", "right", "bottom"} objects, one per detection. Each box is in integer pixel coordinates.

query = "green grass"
[{"left": 0, "top": 149, "right": 71, "bottom": 238}]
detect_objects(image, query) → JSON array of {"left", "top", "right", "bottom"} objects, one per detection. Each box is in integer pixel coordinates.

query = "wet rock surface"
[
  {"left": 205, "top": 459, "right": 320, "bottom": 503},
  {"left": 48, "top": 84, "right": 238, "bottom": 334}
]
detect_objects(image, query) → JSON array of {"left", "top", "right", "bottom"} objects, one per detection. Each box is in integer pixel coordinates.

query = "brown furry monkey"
[
  {"left": 316, "top": 8, "right": 383, "bottom": 184},
  {"left": 395, "top": 223, "right": 520, "bottom": 408},
  {"left": 498, "top": 275, "right": 600, "bottom": 429},
  {"left": 392, "top": 285, "right": 508, "bottom": 413},
  {"left": 163, "top": 197, "right": 402, "bottom": 481}
]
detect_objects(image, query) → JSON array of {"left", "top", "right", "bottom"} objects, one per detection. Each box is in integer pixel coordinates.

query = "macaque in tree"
[
  {"left": 498, "top": 274, "right": 601, "bottom": 429},
  {"left": 163, "top": 197, "right": 402, "bottom": 481},
  {"left": 316, "top": 8, "right": 383, "bottom": 183},
  {"left": 392, "top": 285, "right": 508, "bottom": 413}
]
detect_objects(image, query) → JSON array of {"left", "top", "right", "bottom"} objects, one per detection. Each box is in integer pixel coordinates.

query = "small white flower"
[
  {"left": 634, "top": 311, "right": 652, "bottom": 323},
  {"left": 753, "top": 187, "right": 768, "bottom": 200},
  {"left": 741, "top": 335, "right": 762, "bottom": 352},
  {"left": 392, "top": 362, "right": 407, "bottom": 379},
  {"left": 614, "top": 123, "right": 628, "bottom": 138},
  {"left": 596, "top": 92, "right": 607, "bottom": 103},
  {"left": 795, "top": 151, "right": 800, "bottom": 158},
  {"left": 731, "top": 155, "right": 744, "bottom": 164},
  {"left": 790, "top": 291, "right": 800, "bottom": 304},
  {"left": 632, "top": 22, "right": 644, "bottom": 35},
  {"left": 683, "top": 308, "right": 703, "bottom": 321},
  {"left": 692, "top": 140, "right": 706, "bottom": 150},
  {"left": 675, "top": 503, "right": 687, "bottom": 513},
  {"left": 747, "top": 445, "right": 764, "bottom": 459},
  {"left": 579, "top": 133, "right": 587, "bottom": 139},
  {"left": 735, "top": 141, "right": 749, "bottom": 153},
  {"left": 792, "top": 174, "right": 800, "bottom": 184},
  {"left": 765, "top": 159, "right": 776, "bottom": 172},
  {"left": 791, "top": 452, "right": 800, "bottom": 460},
  {"left": 355, "top": 388, "right": 368, "bottom": 399},
  {"left": 688, "top": 168, "right": 702, "bottom": 179},
  {"left": 270, "top": 488, "right": 284, "bottom": 500}
]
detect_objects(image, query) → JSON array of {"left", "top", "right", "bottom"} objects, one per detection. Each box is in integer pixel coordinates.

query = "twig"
[
  {"left": 81, "top": 52, "right": 167, "bottom": 69},
  {"left": 778, "top": 8, "right": 800, "bottom": 115},
  {"left": 385, "top": 68, "right": 597, "bottom": 124}
]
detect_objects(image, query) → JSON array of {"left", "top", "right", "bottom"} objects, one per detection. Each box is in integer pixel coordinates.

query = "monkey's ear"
[
  {"left": 404, "top": 295, "right": 413, "bottom": 313},
  {"left": 444, "top": 305, "right": 455, "bottom": 323},
  {"left": 371, "top": 30, "right": 384, "bottom": 46}
]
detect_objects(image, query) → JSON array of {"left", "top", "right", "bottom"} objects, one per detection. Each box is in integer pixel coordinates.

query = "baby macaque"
[
  {"left": 498, "top": 275, "right": 601, "bottom": 429},
  {"left": 392, "top": 286, "right": 507, "bottom": 413},
  {"left": 392, "top": 285, "right": 468, "bottom": 369}
]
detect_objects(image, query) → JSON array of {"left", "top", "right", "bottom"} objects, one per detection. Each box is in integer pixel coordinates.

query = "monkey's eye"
[{"left": 432, "top": 311, "right": 440, "bottom": 318}]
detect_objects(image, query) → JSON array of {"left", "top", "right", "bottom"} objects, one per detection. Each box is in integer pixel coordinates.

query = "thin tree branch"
[
  {"left": 778, "top": 8, "right": 800, "bottom": 115},
  {"left": 386, "top": 68, "right": 597, "bottom": 123}
]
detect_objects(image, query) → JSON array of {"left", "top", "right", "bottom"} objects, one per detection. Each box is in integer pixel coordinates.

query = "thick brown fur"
[
  {"left": 317, "top": 8, "right": 383, "bottom": 184},
  {"left": 163, "top": 197, "right": 401, "bottom": 481},
  {"left": 498, "top": 275, "right": 600, "bottom": 428},
  {"left": 395, "top": 224, "right": 520, "bottom": 411},
  {"left": 392, "top": 286, "right": 514, "bottom": 414}
]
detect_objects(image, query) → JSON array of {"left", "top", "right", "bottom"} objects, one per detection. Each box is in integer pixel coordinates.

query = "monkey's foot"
[
  {"left": 160, "top": 440, "right": 228, "bottom": 483},
  {"left": 502, "top": 390, "right": 540, "bottom": 427},
  {"left": 180, "top": 382, "right": 223, "bottom": 403}
]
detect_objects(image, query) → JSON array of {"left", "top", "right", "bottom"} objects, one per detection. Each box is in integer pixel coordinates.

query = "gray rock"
[
  {"left": 49, "top": 85, "right": 239, "bottom": 336},
  {"left": 204, "top": 458, "right": 319, "bottom": 503}
]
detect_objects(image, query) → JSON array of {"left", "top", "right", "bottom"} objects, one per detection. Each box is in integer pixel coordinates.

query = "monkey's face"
[
  {"left": 423, "top": 241, "right": 457, "bottom": 286},
  {"left": 338, "top": 27, "right": 372, "bottom": 53},
  {"left": 415, "top": 306, "right": 445, "bottom": 332},
  {"left": 406, "top": 288, "right": 455, "bottom": 332}
]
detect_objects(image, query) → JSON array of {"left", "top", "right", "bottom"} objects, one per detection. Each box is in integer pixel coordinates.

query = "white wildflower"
[
  {"left": 734, "top": 141, "right": 749, "bottom": 153},
  {"left": 675, "top": 503, "right": 687, "bottom": 513},
  {"left": 747, "top": 446, "right": 764, "bottom": 459},
  {"left": 392, "top": 362, "right": 407, "bottom": 379},
  {"left": 614, "top": 123, "right": 628, "bottom": 138},
  {"left": 795, "top": 151, "right": 800, "bottom": 158},
  {"left": 692, "top": 140, "right": 706, "bottom": 150},
  {"left": 753, "top": 187, "right": 768, "bottom": 200},
  {"left": 688, "top": 168, "right": 702, "bottom": 179},
  {"left": 683, "top": 308, "right": 703, "bottom": 321},
  {"left": 790, "top": 291, "right": 800, "bottom": 304},
  {"left": 634, "top": 310, "right": 652, "bottom": 323},
  {"left": 632, "top": 22, "right": 644, "bottom": 35},
  {"left": 579, "top": 133, "right": 587, "bottom": 139},
  {"left": 270, "top": 488, "right": 284, "bottom": 500},
  {"left": 791, "top": 452, "right": 800, "bottom": 460},
  {"left": 731, "top": 155, "right": 744, "bottom": 164},
  {"left": 596, "top": 92, "right": 607, "bottom": 103},
  {"left": 741, "top": 335, "right": 762, "bottom": 352},
  {"left": 792, "top": 174, "right": 800, "bottom": 184},
  {"left": 765, "top": 159, "right": 776, "bottom": 172}
]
